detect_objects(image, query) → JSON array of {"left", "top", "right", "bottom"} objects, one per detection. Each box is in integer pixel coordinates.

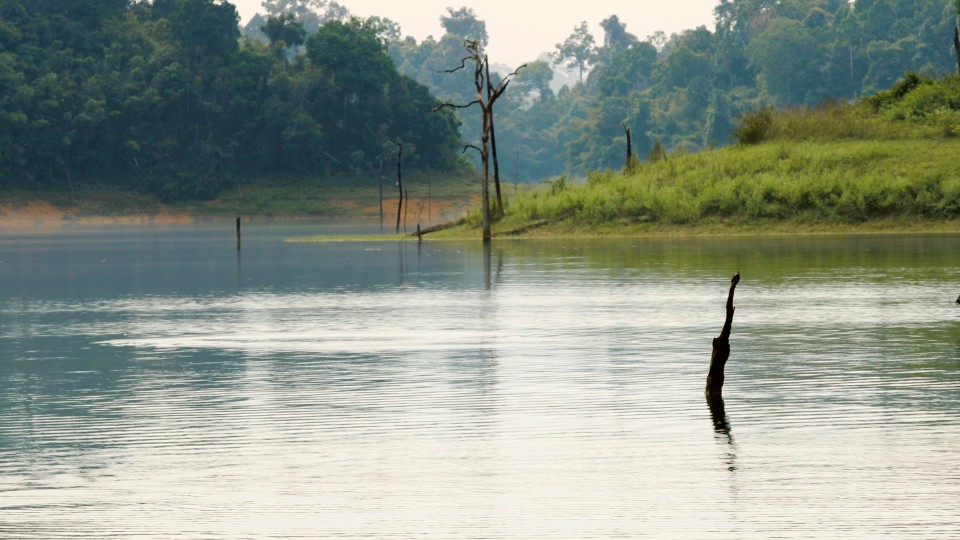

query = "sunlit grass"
[{"left": 496, "top": 96, "right": 960, "bottom": 232}]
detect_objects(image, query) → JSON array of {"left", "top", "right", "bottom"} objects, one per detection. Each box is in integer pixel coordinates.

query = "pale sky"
[{"left": 230, "top": 0, "right": 721, "bottom": 67}]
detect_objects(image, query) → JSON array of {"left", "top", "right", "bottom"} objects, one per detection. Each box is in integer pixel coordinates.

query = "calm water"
[{"left": 1, "top": 225, "right": 958, "bottom": 538}]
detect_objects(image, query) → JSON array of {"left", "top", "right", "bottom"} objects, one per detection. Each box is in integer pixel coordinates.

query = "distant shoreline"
[
  {"left": 0, "top": 202, "right": 196, "bottom": 232},
  {"left": 4, "top": 199, "right": 959, "bottom": 239},
  {"left": 0, "top": 176, "right": 476, "bottom": 233},
  {"left": 484, "top": 218, "right": 960, "bottom": 238}
]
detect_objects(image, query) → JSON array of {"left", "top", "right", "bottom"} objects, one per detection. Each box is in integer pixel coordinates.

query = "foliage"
[
  {"left": 5, "top": 0, "right": 956, "bottom": 206},
  {"left": 439, "top": 7, "right": 487, "bottom": 46},
  {"left": 261, "top": 13, "right": 306, "bottom": 50},
  {"left": 647, "top": 140, "right": 666, "bottom": 162},
  {"left": 503, "top": 81, "right": 960, "bottom": 228},
  {"left": 553, "top": 21, "right": 597, "bottom": 85},
  {"left": 733, "top": 106, "right": 775, "bottom": 144},
  {"left": 392, "top": 0, "right": 956, "bottom": 182},
  {"left": 0, "top": 1, "right": 466, "bottom": 202}
]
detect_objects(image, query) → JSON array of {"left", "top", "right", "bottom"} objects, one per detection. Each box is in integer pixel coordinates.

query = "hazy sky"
[{"left": 230, "top": 0, "right": 720, "bottom": 66}]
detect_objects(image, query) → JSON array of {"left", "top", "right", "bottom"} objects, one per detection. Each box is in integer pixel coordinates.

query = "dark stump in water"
[{"left": 706, "top": 272, "right": 740, "bottom": 398}]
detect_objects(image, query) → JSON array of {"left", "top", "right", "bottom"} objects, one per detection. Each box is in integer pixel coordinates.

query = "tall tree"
[
  {"left": 554, "top": 21, "right": 597, "bottom": 85},
  {"left": 257, "top": 0, "right": 347, "bottom": 33},
  {"left": 152, "top": 0, "right": 240, "bottom": 67},
  {"left": 513, "top": 59, "right": 555, "bottom": 102},
  {"left": 597, "top": 15, "right": 637, "bottom": 64},
  {"left": 747, "top": 17, "right": 822, "bottom": 104},
  {"left": 440, "top": 7, "right": 488, "bottom": 46},
  {"left": 261, "top": 13, "right": 305, "bottom": 63}
]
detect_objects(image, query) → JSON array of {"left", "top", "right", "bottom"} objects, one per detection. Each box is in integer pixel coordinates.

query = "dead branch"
[
  {"left": 433, "top": 100, "right": 480, "bottom": 113},
  {"left": 706, "top": 272, "right": 740, "bottom": 398}
]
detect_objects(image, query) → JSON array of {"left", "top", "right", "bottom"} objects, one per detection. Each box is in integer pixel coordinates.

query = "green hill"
[{"left": 447, "top": 74, "right": 960, "bottom": 237}]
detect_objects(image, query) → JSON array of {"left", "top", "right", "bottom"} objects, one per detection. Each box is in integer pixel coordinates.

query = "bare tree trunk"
[
  {"left": 953, "top": 26, "right": 960, "bottom": 74},
  {"left": 485, "top": 60, "right": 504, "bottom": 218},
  {"left": 623, "top": 123, "right": 633, "bottom": 170},
  {"left": 706, "top": 272, "right": 740, "bottom": 398},
  {"left": 395, "top": 143, "right": 403, "bottom": 234},
  {"left": 490, "top": 117, "right": 504, "bottom": 217},
  {"left": 477, "top": 54, "right": 492, "bottom": 244},
  {"left": 480, "top": 106, "right": 491, "bottom": 243}
]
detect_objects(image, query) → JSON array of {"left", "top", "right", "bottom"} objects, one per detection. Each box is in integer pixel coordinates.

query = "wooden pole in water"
[
  {"left": 236, "top": 217, "right": 241, "bottom": 250},
  {"left": 706, "top": 272, "right": 740, "bottom": 398}
]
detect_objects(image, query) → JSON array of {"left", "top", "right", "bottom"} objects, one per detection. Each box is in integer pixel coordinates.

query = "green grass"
[
  {"left": 500, "top": 139, "right": 960, "bottom": 228},
  {"left": 437, "top": 76, "right": 960, "bottom": 238}
]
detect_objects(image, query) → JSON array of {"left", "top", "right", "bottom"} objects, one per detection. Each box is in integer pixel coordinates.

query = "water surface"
[{"left": 1, "top": 225, "right": 958, "bottom": 538}]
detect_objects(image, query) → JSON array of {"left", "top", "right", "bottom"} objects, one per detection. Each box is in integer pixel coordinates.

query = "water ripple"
[{"left": 2, "top": 234, "right": 959, "bottom": 538}]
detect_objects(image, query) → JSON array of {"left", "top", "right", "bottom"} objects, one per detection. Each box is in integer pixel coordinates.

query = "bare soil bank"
[{"left": 0, "top": 202, "right": 194, "bottom": 232}]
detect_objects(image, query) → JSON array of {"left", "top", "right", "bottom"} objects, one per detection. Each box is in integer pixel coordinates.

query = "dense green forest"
[
  {"left": 383, "top": 0, "right": 958, "bottom": 180},
  {"left": 0, "top": 0, "right": 465, "bottom": 201},
  {"left": 2, "top": 0, "right": 958, "bottom": 205}
]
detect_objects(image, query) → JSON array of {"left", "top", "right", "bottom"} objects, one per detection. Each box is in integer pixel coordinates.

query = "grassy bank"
[
  {"left": 502, "top": 138, "right": 960, "bottom": 227},
  {"left": 432, "top": 75, "right": 960, "bottom": 239}
]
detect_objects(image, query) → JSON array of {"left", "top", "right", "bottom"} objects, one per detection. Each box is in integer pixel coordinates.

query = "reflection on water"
[
  {"left": 0, "top": 226, "right": 959, "bottom": 538},
  {"left": 707, "top": 396, "right": 737, "bottom": 474}
]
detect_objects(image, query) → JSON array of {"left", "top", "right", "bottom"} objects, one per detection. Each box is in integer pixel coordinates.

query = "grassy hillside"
[{"left": 446, "top": 74, "right": 960, "bottom": 237}]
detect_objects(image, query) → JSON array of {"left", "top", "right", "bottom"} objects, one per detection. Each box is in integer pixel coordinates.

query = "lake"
[{"left": 1, "top": 224, "right": 958, "bottom": 538}]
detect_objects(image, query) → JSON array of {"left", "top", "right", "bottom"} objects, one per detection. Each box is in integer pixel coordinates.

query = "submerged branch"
[{"left": 706, "top": 272, "right": 740, "bottom": 398}]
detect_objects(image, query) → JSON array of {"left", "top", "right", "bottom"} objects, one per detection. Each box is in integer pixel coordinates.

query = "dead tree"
[
  {"left": 436, "top": 40, "right": 525, "bottom": 243},
  {"left": 706, "top": 272, "right": 740, "bottom": 398},
  {"left": 954, "top": 26, "right": 960, "bottom": 74},
  {"left": 486, "top": 60, "right": 504, "bottom": 217},
  {"left": 489, "top": 112, "right": 504, "bottom": 217},
  {"left": 379, "top": 159, "right": 385, "bottom": 233},
  {"left": 395, "top": 143, "right": 403, "bottom": 234},
  {"left": 622, "top": 122, "right": 633, "bottom": 171}
]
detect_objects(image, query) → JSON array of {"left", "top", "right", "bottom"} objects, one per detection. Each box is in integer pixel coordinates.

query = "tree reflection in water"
[{"left": 707, "top": 395, "right": 738, "bottom": 473}]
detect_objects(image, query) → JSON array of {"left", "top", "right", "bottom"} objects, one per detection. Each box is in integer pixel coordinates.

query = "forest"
[
  {"left": 0, "top": 0, "right": 465, "bottom": 201},
  {"left": 382, "top": 0, "right": 956, "bottom": 181},
  {"left": 1, "top": 0, "right": 957, "bottom": 202}
]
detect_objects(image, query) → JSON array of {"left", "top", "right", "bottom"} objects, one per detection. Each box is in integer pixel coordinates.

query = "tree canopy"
[
  {"left": 392, "top": 1, "right": 956, "bottom": 180},
  {"left": 3, "top": 0, "right": 956, "bottom": 201},
  {"left": 0, "top": 0, "right": 465, "bottom": 200}
]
